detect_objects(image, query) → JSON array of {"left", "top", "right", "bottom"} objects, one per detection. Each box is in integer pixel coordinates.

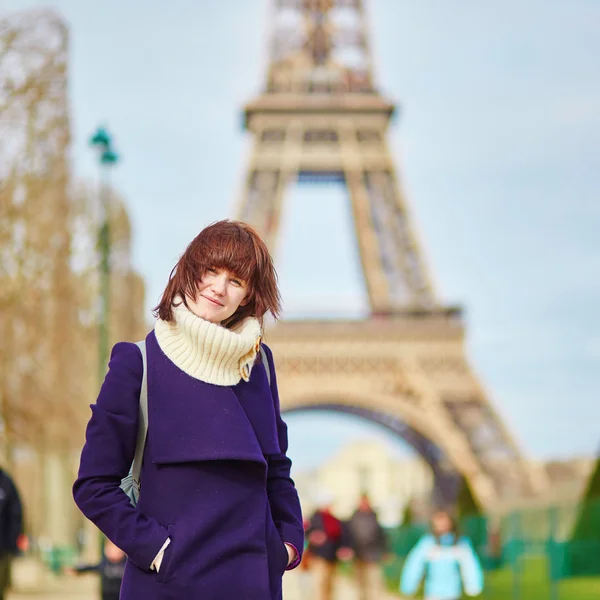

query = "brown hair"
[{"left": 153, "top": 220, "right": 281, "bottom": 328}]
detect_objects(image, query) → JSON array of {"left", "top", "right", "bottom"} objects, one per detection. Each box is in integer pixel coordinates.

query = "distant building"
[
  {"left": 294, "top": 440, "right": 433, "bottom": 527},
  {"left": 294, "top": 441, "right": 595, "bottom": 523}
]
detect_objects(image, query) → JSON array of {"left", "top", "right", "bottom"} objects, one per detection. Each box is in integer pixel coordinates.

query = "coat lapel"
[
  {"left": 231, "top": 357, "right": 281, "bottom": 457},
  {"left": 146, "top": 333, "right": 267, "bottom": 465}
]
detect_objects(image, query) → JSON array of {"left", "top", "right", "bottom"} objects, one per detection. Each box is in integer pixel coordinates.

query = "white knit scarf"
[{"left": 154, "top": 299, "right": 262, "bottom": 386}]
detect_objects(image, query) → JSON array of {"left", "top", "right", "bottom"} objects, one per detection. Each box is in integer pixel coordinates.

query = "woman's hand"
[{"left": 284, "top": 543, "right": 297, "bottom": 566}]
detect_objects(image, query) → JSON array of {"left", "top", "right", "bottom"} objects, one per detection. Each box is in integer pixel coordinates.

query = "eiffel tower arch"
[{"left": 234, "top": 0, "right": 547, "bottom": 508}]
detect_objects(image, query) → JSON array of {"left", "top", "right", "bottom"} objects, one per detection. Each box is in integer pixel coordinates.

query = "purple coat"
[{"left": 73, "top": 332, "right": 304, "bottom": 599}]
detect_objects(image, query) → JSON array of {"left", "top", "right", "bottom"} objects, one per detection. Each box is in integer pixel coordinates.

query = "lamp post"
[{"left": 89, "top": 126, "right": 119, "bottom": 386}]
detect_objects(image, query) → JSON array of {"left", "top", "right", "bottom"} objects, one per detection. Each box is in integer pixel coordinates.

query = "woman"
[
  {"left": 400, "top": 509, "right": 483, "bottom": 600},
  {"left": 73, "top": 220, "right": 304, "bottom": 599}
]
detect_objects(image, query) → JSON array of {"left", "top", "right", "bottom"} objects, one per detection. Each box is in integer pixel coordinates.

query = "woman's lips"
[{"left": 202, "top": 295, "right": 223, "bottom": 307}]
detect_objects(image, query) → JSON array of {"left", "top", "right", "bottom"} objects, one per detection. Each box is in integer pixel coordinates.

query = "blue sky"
[{"left": 4, "top": 0, "right": 599, "bottom": 471}]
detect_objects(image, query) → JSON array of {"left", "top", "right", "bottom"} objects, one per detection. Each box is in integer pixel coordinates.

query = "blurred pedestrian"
[
  {"left": 73, "top": 220, "right": 304, "bottom": 599},
  {"left": 400, "top": 509, "right": 483, "bottom": 600},
  {"left": 347, "top": 494, "right": 390, "bottom": 600},
  {"left": 306, "top": 492, "right": 353, "bottom": 600},
  {"left": 0, "top": 468, "right": 24, "bottom": 600},
  {"left": 66, "top": 539, "right": 126, "bottom": 600}
]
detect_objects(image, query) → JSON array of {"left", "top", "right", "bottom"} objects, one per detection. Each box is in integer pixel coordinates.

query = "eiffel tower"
[{"left": 235, "top": 0, "right": 547, "bottom": 507}]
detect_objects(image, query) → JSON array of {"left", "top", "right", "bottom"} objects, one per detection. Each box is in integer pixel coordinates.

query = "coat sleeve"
[
  {"left": 72, "top": 342, "right": 169, "bottom": 570},
  {"left": 458, "top": 538, "right": 484, "bottom": 597},
  {"left": 262, "top": 344, "right": 305, "bottom": 570},
  {"left": 399, "top": 535, "right": 430, "bottom": 596}
]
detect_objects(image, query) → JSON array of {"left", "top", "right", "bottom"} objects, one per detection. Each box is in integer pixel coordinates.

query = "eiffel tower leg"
[
  {"left": 234, "top": 122, "right": 303, "bottom": 253},
  {"left": 442, "top": 386, "right": 549, "bottom": 496},
  {"left": 339, "top": 121, "right": 437, "bottom": 312},
  {"left": 234, "top": 166, "right": 282, "bottom": 251},
  {"left": 400, "top": 421, "right": 461, "bottom": 506},
  {"left": 405, "top": 349, "right": 549, "bottom": 502},
  {"left": 431, "top": 470, "right": 462, "bottom": 507},
  {"left": 324, "top": 403, "right": 462, "bottom": 507},
  {"left": 339, "top": 123, "right": 392, "bottom": 313},
  {"left": 395, "top": 355, "right": 499, "bottom": 506},
  {"left": 362, "top": 167, "right": 436, "bottom": 308}
]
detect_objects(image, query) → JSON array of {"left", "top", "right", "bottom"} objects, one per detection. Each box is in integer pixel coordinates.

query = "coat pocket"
[
  {"left": 275, "top": 533, "right": 288, "bottom": 574},
  {"left": 266, "top": 512, "right": 289, "bottom": 576},
  {"left": 156, "top": 524, "right": 174, "bottom": 584}
]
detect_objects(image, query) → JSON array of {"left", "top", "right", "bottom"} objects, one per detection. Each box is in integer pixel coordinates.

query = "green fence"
[
  {"left": 39, "top": 545, "right": 79, "bottom": 573},
  {"left": 383, "top": 499, "right": 600, "bottom": 600}
]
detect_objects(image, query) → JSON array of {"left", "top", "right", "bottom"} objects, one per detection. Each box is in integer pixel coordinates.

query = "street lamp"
[{"left": 89, "top": 126, "right": 119, "bottom": 385}]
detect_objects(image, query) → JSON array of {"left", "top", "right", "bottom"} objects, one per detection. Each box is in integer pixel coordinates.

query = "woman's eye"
[
  {"left": 231, "top": 279, "right": 242, "bottom": 286},
  {"left": 207, "top": 268, "right": 217, "bottom": 274}
]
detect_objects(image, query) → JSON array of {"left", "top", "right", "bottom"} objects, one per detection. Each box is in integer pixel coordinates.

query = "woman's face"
[
  {"left": 431, "top": 512, "right": 453, "bottom": 536},
  {"left": 187, "top": 267, "right": 249, "bottom": 324}
]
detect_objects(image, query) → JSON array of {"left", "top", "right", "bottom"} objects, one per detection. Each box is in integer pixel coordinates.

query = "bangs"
[
  {"left": 154, "top": 220, "right": 281, "bottom": 327},
  {"left": 200, "top": 230, "right": 256, "bottom": 283}
]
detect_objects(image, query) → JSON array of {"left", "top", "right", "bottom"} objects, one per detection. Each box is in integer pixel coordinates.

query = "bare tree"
[{"left": 1, "top": 9, "right": 146, "bottom": 547}]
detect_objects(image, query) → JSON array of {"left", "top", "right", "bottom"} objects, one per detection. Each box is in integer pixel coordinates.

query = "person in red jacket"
[{"left": 306, "top": 492, "right": 353, "bottom": 600}]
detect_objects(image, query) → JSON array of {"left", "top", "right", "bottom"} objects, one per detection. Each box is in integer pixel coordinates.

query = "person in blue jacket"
[{"left": 400, "top": 509, "right": 483, "bottom": 600}]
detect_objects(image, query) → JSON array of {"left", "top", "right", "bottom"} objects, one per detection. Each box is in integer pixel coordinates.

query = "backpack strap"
[
  {"left": 260, "top": 345, "right": 271, "bottom": 386},
  {"left": 131, "top": 340, "right": 148, "bottom": 486}
]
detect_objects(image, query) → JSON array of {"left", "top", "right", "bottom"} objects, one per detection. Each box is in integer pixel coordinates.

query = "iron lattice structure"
[{"left": 235, "top": 0, "right": 548, "bottom": 508}]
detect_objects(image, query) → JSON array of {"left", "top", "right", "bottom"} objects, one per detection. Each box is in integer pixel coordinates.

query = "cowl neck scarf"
[{"left": 154, "top": 299, "right": 262, "bottom": 386}]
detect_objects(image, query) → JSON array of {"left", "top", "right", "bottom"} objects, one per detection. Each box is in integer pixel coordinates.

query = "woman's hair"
[{"left": 153, "top": 220, "right": 281, "bottom": 328}]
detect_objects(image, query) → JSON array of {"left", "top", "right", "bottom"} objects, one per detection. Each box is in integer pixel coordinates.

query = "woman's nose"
[{"left": 211, "top": 275, "right": 227, "bottom": 294}]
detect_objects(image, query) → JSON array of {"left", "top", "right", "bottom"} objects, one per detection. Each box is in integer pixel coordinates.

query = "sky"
[{"left": 3, "top": 0, "right": 599, "bottom": 471}]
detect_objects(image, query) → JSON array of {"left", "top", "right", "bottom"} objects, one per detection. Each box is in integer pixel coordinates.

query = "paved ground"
[{"left": 7, "top": 562, "right": 401, "bottom": 599}]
